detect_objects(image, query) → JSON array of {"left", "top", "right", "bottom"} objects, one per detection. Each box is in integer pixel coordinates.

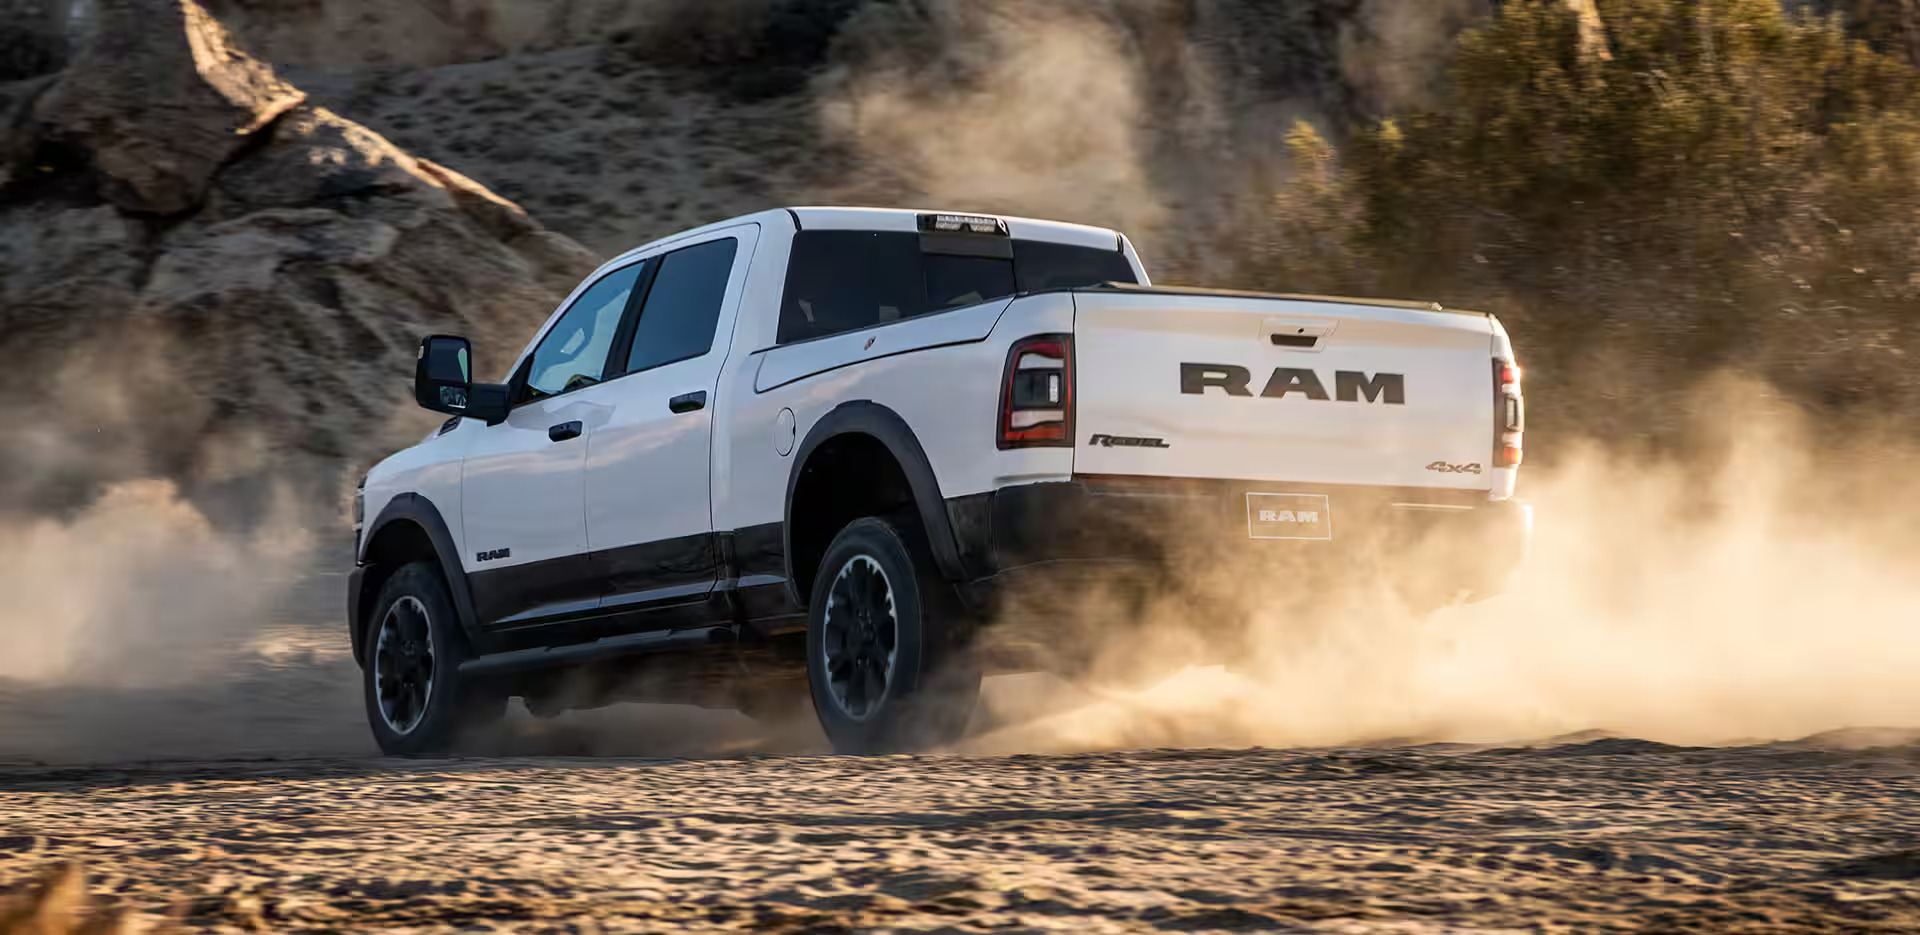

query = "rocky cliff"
[
  {"left": 0, "top": 0, "right": 597, "bottom": 513},
  {"left": 213, "top": 0, "right": 1500, "bottom": 266}
]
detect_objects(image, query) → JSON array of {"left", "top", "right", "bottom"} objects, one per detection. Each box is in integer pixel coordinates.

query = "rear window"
[
  {"left": 777, "top": 231, "right": 1137, "bottom": 344},
  {"left": 1012, "top": 239, "right": 1139, "bottom": 293}
]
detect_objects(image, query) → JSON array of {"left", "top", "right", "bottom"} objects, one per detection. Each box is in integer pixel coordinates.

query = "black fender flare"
[
  {"left": 354, "top": 493, "right": 483, "bottom": 663},
  {"left": 783, "top": 401, "right": 967, "bottom": 599}
]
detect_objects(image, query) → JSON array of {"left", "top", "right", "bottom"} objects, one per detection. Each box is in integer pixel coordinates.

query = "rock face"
[
  {"left": 0, "top": 0, "right": 70, "bottom": 81},
  {"left": 0, "top": 0, "right": 598, "bottom": 513},
  {"left": 35, "top": 0, "right": 306, "bottom": 214},
  {"left": 198, "top": 0, "right": 655, "bottom": 67}
]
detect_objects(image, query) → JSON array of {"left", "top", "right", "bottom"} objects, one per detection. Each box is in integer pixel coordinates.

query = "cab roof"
[
  {"left": 602, "top": 206, "right": 1127, "bottom": 271},
  {"left": 786, "top": 207, "right": 1124, "bottom": 251}
]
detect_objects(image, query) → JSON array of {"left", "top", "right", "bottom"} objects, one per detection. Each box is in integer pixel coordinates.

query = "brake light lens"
[
  {"left": 999, "top": 335, "right": 1073, "bottom": 448},
  {"left": 1495, "top": 358, "right": 1524, "bottom": 467}
]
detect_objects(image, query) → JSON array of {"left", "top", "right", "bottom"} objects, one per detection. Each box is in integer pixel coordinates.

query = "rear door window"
[
  {"left": 777, "top": 231, "right": 925, "bottom": 344},
  {"left": 776, "top": 230, "right": 1138, "bottom": 345},
  {"left": 624, "top": 237, "right": 739, "bottom": 374}
]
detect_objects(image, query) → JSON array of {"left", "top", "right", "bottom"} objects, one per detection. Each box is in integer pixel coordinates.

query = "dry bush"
[{"left": 1241, "top": 0, "right": 1920, "bottom": 450}]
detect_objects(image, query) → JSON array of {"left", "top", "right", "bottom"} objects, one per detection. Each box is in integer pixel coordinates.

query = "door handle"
[
  {"left": 669, "top": 391, "right": 707, "bottom": 414},
  {"left": 548, "top": 421, "right": 583, "bottom": 442}
]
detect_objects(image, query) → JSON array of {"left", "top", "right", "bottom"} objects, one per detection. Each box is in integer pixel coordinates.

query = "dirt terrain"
[
  {"left": 0, "top": 737, "right": 1916, "bottom": 933},
  {"left": 3, "top": 544, "right": 1915, "bottom": 934}
]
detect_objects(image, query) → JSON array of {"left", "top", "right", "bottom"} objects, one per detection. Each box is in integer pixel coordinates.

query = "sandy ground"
[
  {"left": 3, "top": 542, "right": 1919, "bottom": 932},
  {"left": 0, "top": 738, "right": 1915, "bottom": 933}
]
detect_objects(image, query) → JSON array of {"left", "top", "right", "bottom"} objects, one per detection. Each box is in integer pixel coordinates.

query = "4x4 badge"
[{"left": 1426, "top": 461, "right": 1483, "bottom": 474}]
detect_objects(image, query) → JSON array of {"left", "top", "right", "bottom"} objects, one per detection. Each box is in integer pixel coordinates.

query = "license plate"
[{"left": 1246, "top": 492, "right": 1333, "bottom": 540}]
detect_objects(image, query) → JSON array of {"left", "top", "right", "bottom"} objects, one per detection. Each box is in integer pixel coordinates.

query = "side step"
[{"left": 459, "top": 626, "right": 733, "bottom": 678}]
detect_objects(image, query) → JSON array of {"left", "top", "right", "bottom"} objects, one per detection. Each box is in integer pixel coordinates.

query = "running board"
[{"left": 459, "top": 626, "right": 732, "bottom": 677}]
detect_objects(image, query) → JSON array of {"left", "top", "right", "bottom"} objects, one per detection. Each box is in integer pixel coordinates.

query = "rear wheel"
[
  {"left": 362, "top": 562, "right": 503, "bottom": 756},
  {"left": 806, "top": 516, "right": 980, "bottom": 754}
]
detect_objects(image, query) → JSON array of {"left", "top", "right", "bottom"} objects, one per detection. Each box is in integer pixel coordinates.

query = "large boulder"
[
  {"left": 0, "top": 0, "right": 597, "bottom": 513},
  {"left": 33, "top": 0, "right": 305, "bottom": 213}
]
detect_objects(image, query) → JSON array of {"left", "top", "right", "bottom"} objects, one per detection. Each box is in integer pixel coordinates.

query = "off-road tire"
[
  {"left": 362, "top": 561, "right": 504, "bottom": 757},
  {"left": 806, "top": 516, "right": 980, "bottom": 754}
]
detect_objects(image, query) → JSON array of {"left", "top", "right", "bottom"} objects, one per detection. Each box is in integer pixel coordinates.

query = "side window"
[
  {"left": 924, "top": 253, "right": 1015, "bottom": 311},
  {"left": 778, "top": 231, "right": 925, "bottom": 344},
  {"left": 524, "top": 263, "right": 644, "bottom": 400},
  {"left": 624, "top": 238, "right": 738, "bottom": 374},
  {"left": 775, "top": 231, "right": 1136, "bottom": 345}
]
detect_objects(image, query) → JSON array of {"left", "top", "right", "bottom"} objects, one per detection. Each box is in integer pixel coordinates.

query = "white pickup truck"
[{"left": 351, "top": 207, "right": 1529, "bottom": 755}]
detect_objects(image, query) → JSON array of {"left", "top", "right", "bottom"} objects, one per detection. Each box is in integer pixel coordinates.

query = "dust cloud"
[
  {"left": 0, "top": 475, "right": 798, "bottom": 764},
  {"left": 0, "top": 476, "right": 377, "bottom": 764},
  {"left": 0, "top": 480, "right": 310, "bottom": 686},
  {"left": 820, "top": 3, "right": 1918, "bottom": 754},
  {"left": 820, "top": 0, "right": 1168, "bottom": 245},
  {"left": 816, "top": 0, "right": 1511, "bottom": 273},
  {"left": 4, "top": 392, "right": 1915, "bottom": 763},
  {"left": 1339, "top": 0, "right": 1491, "bottom": 112},
  {"left": 967, "top": 384, "right": 1920, "bottom": 754}
]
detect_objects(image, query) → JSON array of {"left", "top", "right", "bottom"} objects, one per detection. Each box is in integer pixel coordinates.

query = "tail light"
[
  {"left": 999, "top": 334, "right": 1073, "bottom": 448},
  {"left": 1495, "top": 358, "right": 1524, "bottom": 467}
]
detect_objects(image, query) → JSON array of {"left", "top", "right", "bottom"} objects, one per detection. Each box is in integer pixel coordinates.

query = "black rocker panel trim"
[
  {"left": 468, "top": 552, "right": 598, "bottom": 630},
  {"left": 733, "top": 521, "right": 786, "bottom": 580},
  {"left": 729, "top": 521, "right": 805, "bottom": 631},
  {"left": 467, "top": 532, "right": 726, "bottom": 647},
  {"left": 593, "top": 531, "right": 720, "bottom": 600},
  {"left": 470, "top": 534, "right": 718, "bottom": 628}
]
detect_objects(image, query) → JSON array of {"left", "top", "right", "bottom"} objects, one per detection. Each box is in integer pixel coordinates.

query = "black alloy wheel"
[
  {"left": 806, "top": 516, "right": 980, "bottom": 754},
  {"left": 361, "top": 561, "right": 502, "bottom": 756},
  {"left": 373, "top": 595, "right": 436, "bottom": 736},
  {"left": 820, "top": 554, "right": 899, "bottom": 721}
]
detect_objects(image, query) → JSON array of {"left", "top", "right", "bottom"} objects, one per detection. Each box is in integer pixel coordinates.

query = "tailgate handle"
[{"left": 1263, "top": 318, "right": 1335, "bottom": 352}]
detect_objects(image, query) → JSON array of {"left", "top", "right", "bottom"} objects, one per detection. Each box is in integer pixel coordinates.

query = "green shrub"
[{"left": 1246, "top": 0, "right": 1920, "bottom": 448}]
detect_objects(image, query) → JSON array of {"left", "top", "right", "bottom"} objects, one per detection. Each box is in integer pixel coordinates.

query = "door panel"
[
  {"left": 585, "top": 228, "right": 756, "bottom": 613},
  {"left": 460, "top": 260, "right": 648, "bottom": 627},
  {"left": 461, "top": 395, "right": 596, "bottom": 624},
  {"left": 583, "top": 365, "right": 721, "bottom": 601}
]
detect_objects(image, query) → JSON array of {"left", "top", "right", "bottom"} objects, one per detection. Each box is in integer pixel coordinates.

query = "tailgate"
[{"left": 1071, "top": 290, "right": 1495, "bottom": 490}]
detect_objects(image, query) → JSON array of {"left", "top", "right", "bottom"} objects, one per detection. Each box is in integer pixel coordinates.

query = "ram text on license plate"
[{"left": 1246, "top": 492, "right": 1333, "bottom": 540}]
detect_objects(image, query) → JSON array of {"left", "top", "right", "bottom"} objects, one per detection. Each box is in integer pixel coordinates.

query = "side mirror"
[{"left": 414, "top": 335, "right": 508, "bottom": 425}]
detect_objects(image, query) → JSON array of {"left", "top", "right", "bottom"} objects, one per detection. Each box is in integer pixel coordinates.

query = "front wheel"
[
  {"left": 361, "top": 562, "right": 503, "bottom": 756},
  {"left": 806, "top": 517, "right": 980, "bottom": 754}
]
